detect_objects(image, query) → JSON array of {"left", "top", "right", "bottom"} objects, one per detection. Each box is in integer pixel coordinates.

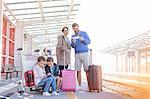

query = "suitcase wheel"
[
  {"left": 98, "top": 89, "right": 102, "bottom": 92},
  {"left": 101, "top": 89, "right": 103, "bottom": 92}
]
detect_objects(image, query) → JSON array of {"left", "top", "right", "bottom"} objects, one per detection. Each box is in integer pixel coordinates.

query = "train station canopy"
[
  {"left": 3, "top": 0, "right": 80, "bottom": 51},
  {"left": 100, "top": 32, "right": 150, "bottom": 55}
]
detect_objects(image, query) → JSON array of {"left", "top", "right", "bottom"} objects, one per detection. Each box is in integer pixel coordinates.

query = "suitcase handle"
[
  {"left": 89, "top": 49, "right": 92, "bottom": 66},
  {"left": 63, "top": 50, "right": 71, "bottom": 70},
  {"left": 63, "top": 51, "right": 66, "bottom": 70}
]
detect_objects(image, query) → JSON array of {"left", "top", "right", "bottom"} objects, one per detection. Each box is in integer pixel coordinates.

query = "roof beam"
[
  {"left": 16, "top": 14, "right": 76, "bottom": 21},
  {"left": 24, "top": 17, "right": 75, "bottom": 26},
  {"left": 32, "top": 32, "right": 60, "bottom": 37},
  {"left": 25, "top": 26, "right": 44, "bottom": 29},
  {"left": 38, "top": 0, "right": 47, "bottom": 34},
  {"left": 65, "top": 0, "right": 74, "bottom": 26},
  {"left": 37, "top": 44, "right": 57, "bottom": 48},
  {"left": 25, "top": 26, "right": 58, "bottom": 29},
  {"left": 26, "top": 28, "right": 60, "bottom": 32},
  {"left": 25, "top": 26, "right": 56, "bottom": 30},
  {"left": 33, "top": 41, "right": 57, "bottom": 44},
  {"left": 6, "top": 0, "right": 38, "bottom": 5},
  {"left": 3, "top": 2, "right": 17, "bottom": 21},
  {"left": 4, "top": 4, "right": 80, "bottom": 11},
  {"left": 25, "top": 20, "right": 73, "bottom": 26},
  {"left": 28, "top": 30, "right": 59, "bottom": 34},
  {"left": 6, "top": 0, "right": 66, "bottom": 5},
  {"left": 8, "top": 9, "right": 78, "bottom": 17}
]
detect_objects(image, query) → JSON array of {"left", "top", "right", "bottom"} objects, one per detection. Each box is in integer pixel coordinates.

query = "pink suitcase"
[
  {"left": 61, "top": 51, "right": 76, "bottom": 92},
  {"left": 61, "top": 70, "right": 76, "bottom": 92}
]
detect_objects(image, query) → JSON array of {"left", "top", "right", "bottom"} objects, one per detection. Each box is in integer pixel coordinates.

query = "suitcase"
[
  {"left": 61, "top": 51, "right": 76, "bottom": 92},
  {"left": 88, "top": 65, "right": 102, "bottom": 92},
  {"left": 61, "top": 70, "right": 76, "bottom": 92},
  {"left": 88, "top": 49, "right": 102, "bottom": 92}
]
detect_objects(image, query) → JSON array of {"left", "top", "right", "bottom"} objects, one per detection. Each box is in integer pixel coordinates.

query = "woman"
[
  {"left": 56, "top": 27, "right": 71, "bottom": 75},
  {"left": 45, "top": 57, "right": 63, "bottom": 92}
]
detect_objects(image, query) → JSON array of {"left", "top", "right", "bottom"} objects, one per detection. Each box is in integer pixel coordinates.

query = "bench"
[
  {"left": 3, "top": 65, "right": 22, "bottom": 79},
  {"left": 4, "top": 65, "right": 15, "bottom": 79}
]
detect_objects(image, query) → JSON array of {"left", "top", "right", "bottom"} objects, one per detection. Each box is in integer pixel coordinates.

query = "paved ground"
[
  {"left": 0, "top": 78, "right": 21, "bottom": 94},
  {"left": 1, "top": 87, "right": 126, "bottom": 99},
  {"left": 0, "top": 72, "right": 127, "bottom": 99},
  {"left": 0, "top": 81, "right": 127, "bottom": 99}
]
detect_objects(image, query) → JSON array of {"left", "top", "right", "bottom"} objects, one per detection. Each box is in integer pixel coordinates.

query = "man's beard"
[{"left": 75, "top": 30, "right": 79, "bottom": 34}]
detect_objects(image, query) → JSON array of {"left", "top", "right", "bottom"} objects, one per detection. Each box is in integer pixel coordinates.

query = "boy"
[{"left": 45, "top": 57, "right": 63, "bottom": 93}]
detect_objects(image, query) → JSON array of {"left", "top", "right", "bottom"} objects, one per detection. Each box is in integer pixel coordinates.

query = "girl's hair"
[{"left": 37, "top": 56, "right": 45, "bottom": 62}]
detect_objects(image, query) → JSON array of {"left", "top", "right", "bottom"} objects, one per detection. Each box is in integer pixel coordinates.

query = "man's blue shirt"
[{"left": 71, "top": 31, "right": 91, "bottom": 53}]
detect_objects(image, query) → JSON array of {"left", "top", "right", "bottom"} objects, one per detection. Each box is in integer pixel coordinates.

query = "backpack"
[{"left": 24, "top": 70, "right": 35, "bottom": 87}]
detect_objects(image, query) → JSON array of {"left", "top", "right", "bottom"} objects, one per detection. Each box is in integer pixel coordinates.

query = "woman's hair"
[
  {"left": 37, "top": 56, "right": 45, "bottom": 62},
  {"left": 62, "top": 27, "right": 69, "bottom": 32},
  {"left": 46, "top": 57, "right": 54, "bottom": 62}
]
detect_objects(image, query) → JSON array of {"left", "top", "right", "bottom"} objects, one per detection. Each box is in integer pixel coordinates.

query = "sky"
[{"left": 73, "top": 0, "right": 150, "bottom": 72}]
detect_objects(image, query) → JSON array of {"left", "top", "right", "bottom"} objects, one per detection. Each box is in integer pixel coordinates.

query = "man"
[
  {"left": 33, "top": 56, "right": 59, "bottom": 96},
  {"left": 71, "top": 23, "right": 91, "bottom": 91}
]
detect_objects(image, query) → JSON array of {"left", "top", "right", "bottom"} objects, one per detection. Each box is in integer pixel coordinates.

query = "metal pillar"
[{"left": 0, "top": 0, "right": 4, "bottom": 80}]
